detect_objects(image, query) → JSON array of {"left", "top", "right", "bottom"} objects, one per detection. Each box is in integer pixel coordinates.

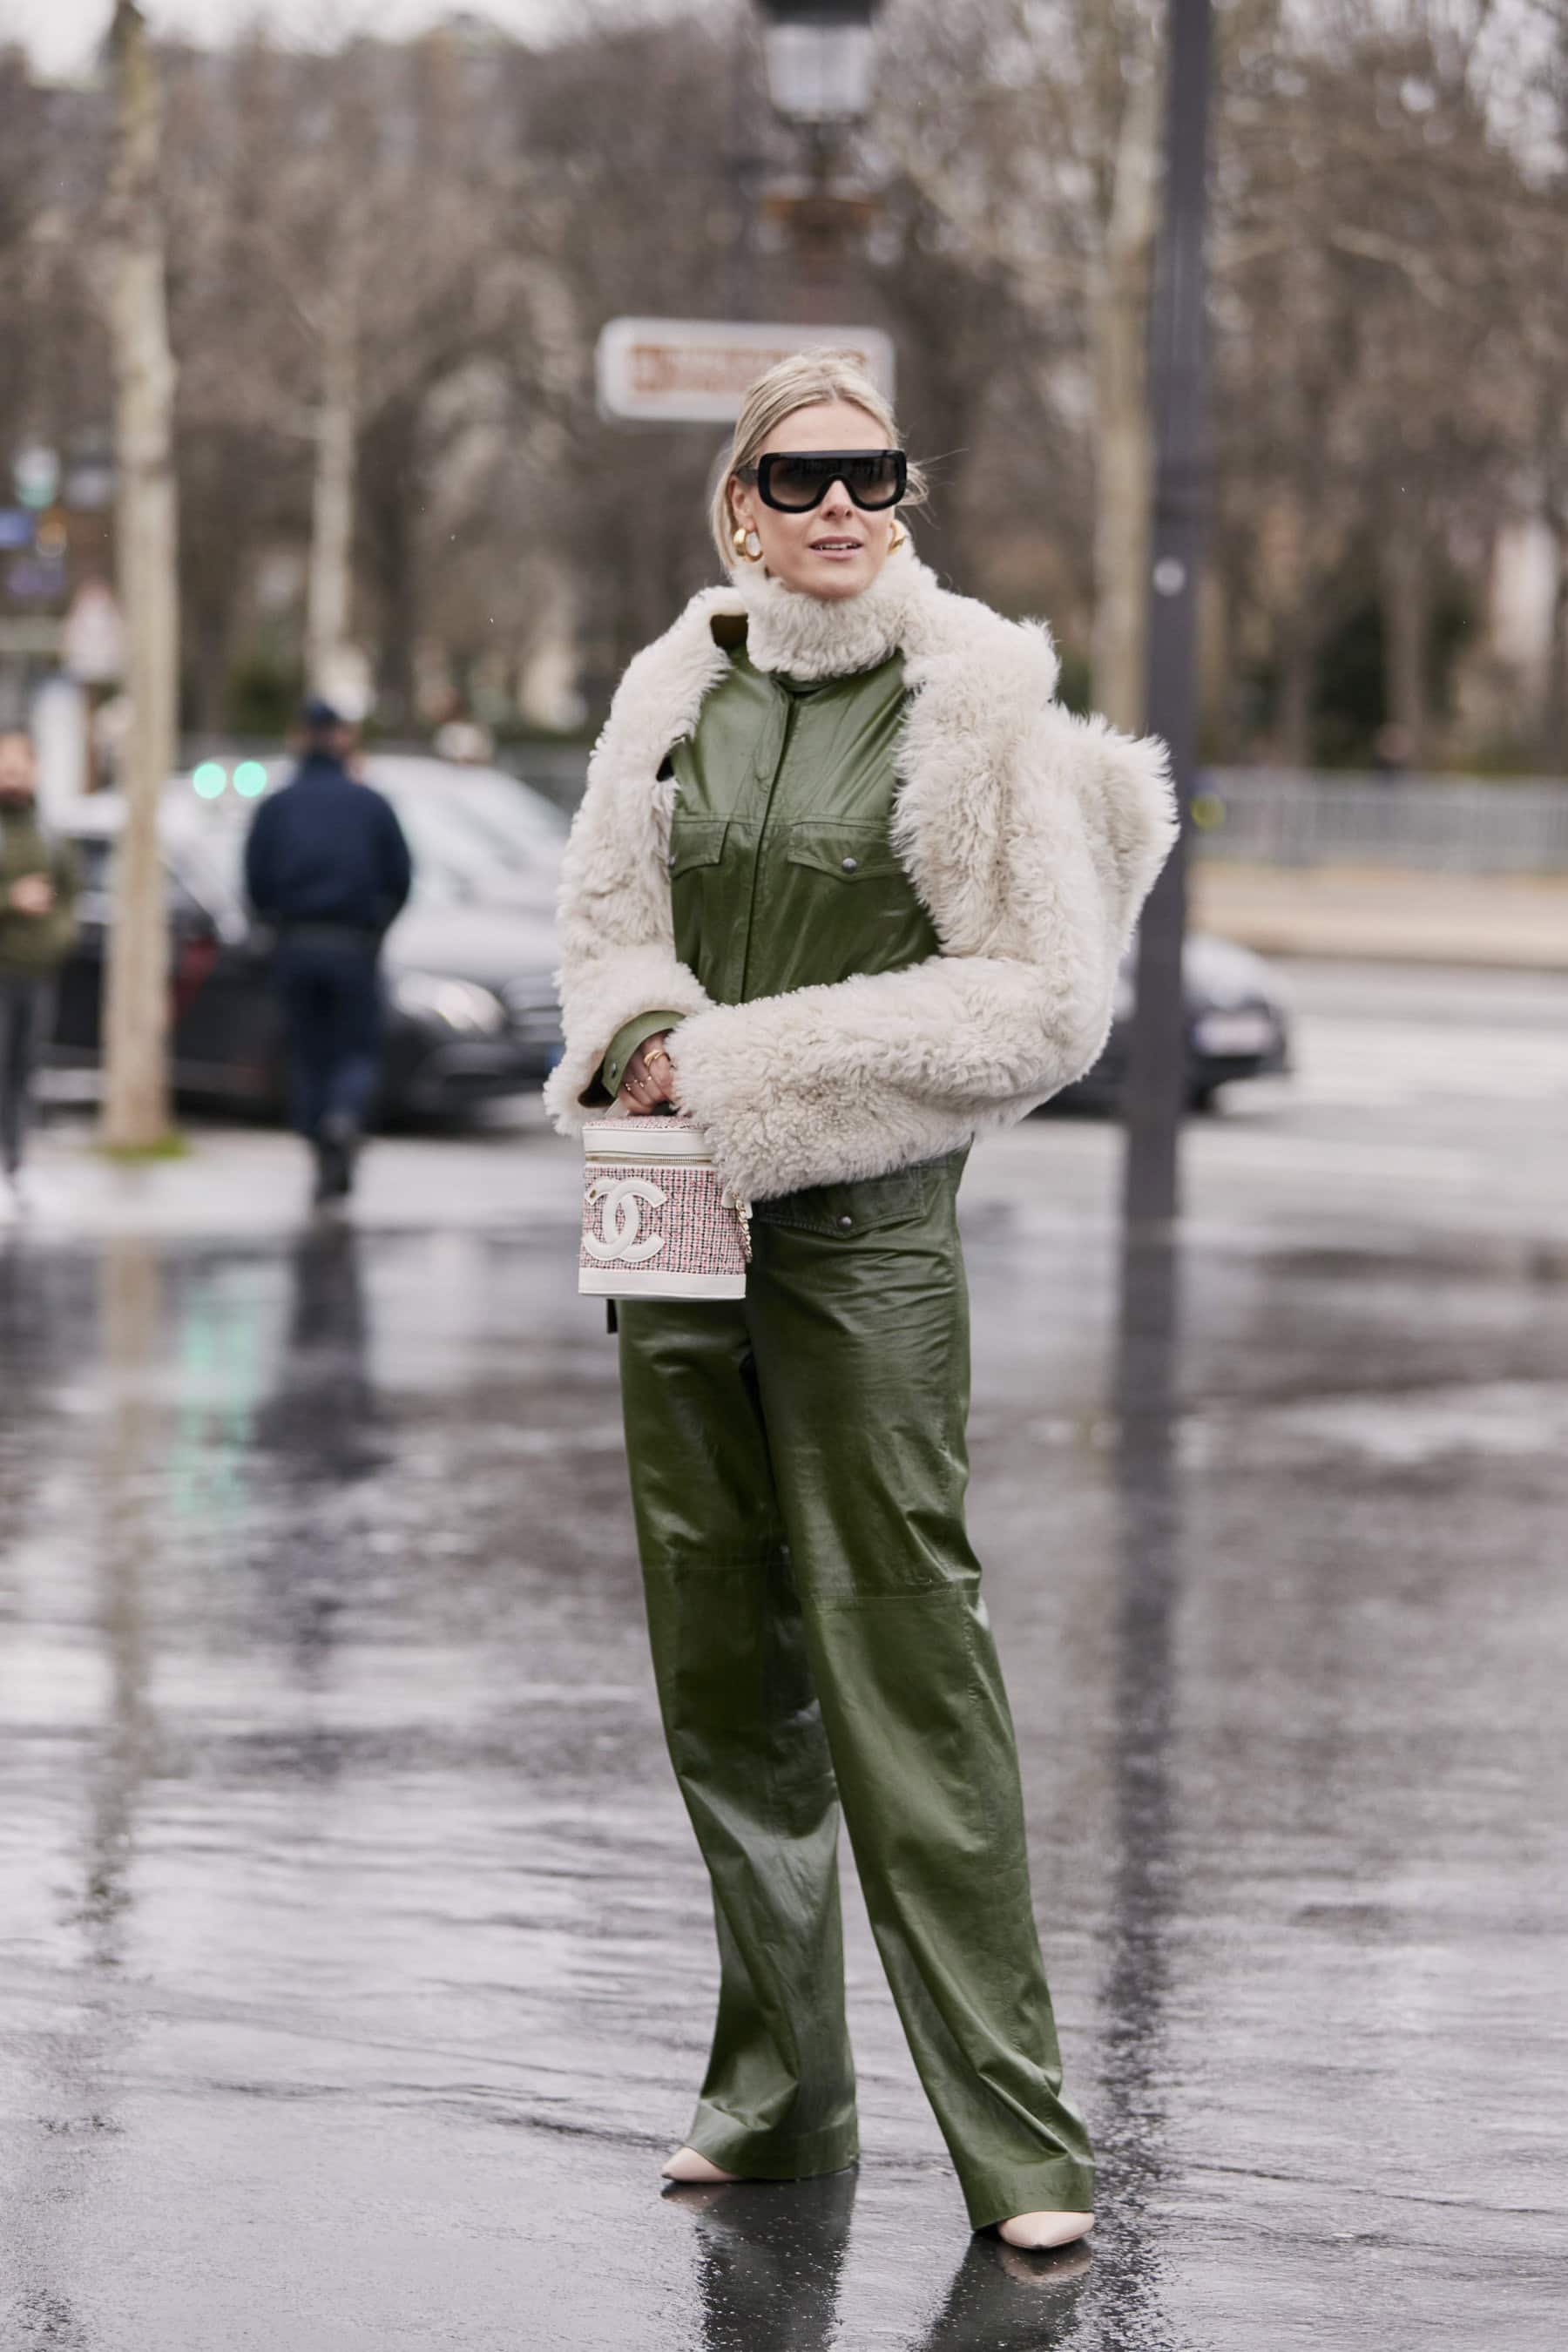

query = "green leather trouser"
[{"left": 618, "top": 1151, "right": 1095, "bottom": 2231}]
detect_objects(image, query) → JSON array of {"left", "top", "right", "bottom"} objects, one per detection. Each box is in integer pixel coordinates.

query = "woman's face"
[{"left": 730, "top": 400, "right": 902, "bottom": 602}]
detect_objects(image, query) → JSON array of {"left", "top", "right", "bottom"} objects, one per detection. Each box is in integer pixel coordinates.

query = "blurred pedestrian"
[
  {"left": 0, "top": 727, "right": 78, "bottom": 1217},
  {"left": 243, "top": 700, "right": 412, "bottom": 1208},
  {"left": 546, "top": 353, "right": 1176, "bottom": 2251}
]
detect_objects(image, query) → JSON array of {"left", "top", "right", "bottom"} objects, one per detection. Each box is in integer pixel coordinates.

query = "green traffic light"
[
  {"left": 233, "top": 760, "right": 267, "bottom": 797},
  {"left": 192, "top": 761, "right": 226, "bottom": 799}
]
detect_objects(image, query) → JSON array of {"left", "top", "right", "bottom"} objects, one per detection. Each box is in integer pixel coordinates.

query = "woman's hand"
[{"left": 617, "top": 1031, "right": 679, "bottom": 1115}]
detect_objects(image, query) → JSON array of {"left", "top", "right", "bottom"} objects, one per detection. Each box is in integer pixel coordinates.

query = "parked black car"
[
  {"left": 1058, "top": 931, "right": 1291, "bottom": 1110},
  {"left": 49, "top": 790, "right": 564, "bottom": 1120}
]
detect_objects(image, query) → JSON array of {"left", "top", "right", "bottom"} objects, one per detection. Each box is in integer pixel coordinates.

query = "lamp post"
[
  {"left": 1122, "top": 0, "right": 1213, "bottom": 1231},
  {"left": 754, "top": 2, "right": 882, "bottom": 321}
]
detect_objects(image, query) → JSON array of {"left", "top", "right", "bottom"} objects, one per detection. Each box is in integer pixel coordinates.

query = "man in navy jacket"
[{"left": 244, "top": 701, "right": 413, "bottom": 1205}]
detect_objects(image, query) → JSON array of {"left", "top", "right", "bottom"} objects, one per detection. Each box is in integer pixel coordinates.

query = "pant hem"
[
  {"left": 960, "top": 2161, "right": 1097, "bottom": 2234},
  {"left": 686, "top": 2102, "right": 860, "bottom": 2183}
]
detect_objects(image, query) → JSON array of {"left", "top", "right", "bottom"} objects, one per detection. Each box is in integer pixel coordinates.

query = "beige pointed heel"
[
  {"left": 661, "top": 2146, "right": 743, "bottom": 2185},
  {"left": 997, "top": 2211, "right": 1095, "bottom": 2252}
]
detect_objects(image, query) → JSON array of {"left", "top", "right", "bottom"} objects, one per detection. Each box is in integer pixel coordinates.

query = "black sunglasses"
[{"left": 739, "top": 449, "right": 909, "bottom": 513}]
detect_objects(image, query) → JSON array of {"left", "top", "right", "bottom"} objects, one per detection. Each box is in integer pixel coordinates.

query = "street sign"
[{"left": 596, "top": 317, "right": 896, "bottom": 424}]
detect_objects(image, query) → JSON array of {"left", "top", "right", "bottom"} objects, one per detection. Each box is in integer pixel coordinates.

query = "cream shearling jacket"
[{"left": 544, "top": 546, "right": 1178, "bottom": 1203}]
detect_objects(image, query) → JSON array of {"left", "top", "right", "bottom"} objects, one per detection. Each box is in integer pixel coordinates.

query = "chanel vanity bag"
[{"left": 579, "top": 1114, "right": 751, "bottom": 1301}]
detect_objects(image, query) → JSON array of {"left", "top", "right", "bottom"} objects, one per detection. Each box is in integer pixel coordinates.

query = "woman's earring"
[
  {"left": 889, "top": 521, "right": 908, "bottom": 551},
  {"left": 732, "top": 524, "right": 763, "bottom": 563}
]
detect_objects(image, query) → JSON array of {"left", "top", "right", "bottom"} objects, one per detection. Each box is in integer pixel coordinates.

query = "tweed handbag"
[{"left": 578, "top": 1114, "right": 752, "bottom": 1300}]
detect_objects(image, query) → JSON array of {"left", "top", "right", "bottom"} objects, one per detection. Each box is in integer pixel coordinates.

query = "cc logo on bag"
[{"left": 584, "top": 1177, "right": 669, "bottom": 1263}]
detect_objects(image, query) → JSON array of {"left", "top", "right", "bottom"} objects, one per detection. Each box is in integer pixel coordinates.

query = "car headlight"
[{"left": 393, "top": 971, "right": 506, "bottom": 1034}]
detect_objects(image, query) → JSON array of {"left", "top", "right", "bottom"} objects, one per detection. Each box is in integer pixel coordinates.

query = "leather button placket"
[{"left": 737, "top": 680, "right": 801, "bottom": 1008}]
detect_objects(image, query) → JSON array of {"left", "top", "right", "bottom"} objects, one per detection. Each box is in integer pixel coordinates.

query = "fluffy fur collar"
[{"left": 727, "top": 539, "right": 929, "bottom": 679}]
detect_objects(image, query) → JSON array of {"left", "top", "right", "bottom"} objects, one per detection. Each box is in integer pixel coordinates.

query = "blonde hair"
[{"left": 710, "top": 348, "right": 927, "bottom": 571}]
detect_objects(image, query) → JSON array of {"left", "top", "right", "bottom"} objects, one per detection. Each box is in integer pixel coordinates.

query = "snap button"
[
  {"left": 837, "top": 1213, "right": 854, "bottom": 1230},
  {"left": 841, "top": 855, "right": 858, "bottom": 872}
]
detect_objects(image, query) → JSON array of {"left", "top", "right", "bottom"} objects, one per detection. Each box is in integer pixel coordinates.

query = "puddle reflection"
[
  {"left": 248, "top": 1220, "right": 385, "bottom": 1684},
  {"left": 665, "top": 2168, "right": 1091, "bottom": 2351},
  {"left": 7, "top": 1239, "right": 163, "bottom": 2349},
  {"left": 916, "top": 2233, "right": 1091, "bottom": 2349},
  {"left": 1070, "top": 1227, "right": 1184, "bottom": 2349},
  {"left": 84, "top": 1235, "right": 160, "bottom": 1961},
  {"left": 252, "top": 1220, "right": 382, "bottom": 1483},
  {"left": 666, "top": 2169, "right": 857, "bottom": 2351}
]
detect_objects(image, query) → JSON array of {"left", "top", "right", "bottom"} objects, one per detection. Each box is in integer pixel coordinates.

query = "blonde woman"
[{"left": 546, "top": 353, "right": 1175, "bottom": 2250}]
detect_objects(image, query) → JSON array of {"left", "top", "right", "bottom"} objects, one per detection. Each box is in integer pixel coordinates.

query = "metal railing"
[
  {"left": 501, "top": 754, "right": 1568, "bottom": 872},
  {"left": 1196, "top": 768, "right": 1568, "bottom": 875}
]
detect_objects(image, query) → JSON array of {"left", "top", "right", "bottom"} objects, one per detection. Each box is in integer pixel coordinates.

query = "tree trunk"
[
  {"left": 306, "top": 295, "right": 357, "bottom": 699},
  {"left": 1380, "top": 512, "right": 1428, "bottom": 767},
  {"left": 1090, "top": 59, "right": 1161, "bottom": 733},
  {"left": 103, "top": 3, "right": 176, "bottom": 1151}
]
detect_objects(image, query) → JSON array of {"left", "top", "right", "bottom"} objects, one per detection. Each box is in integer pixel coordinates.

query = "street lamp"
[
  {"left": 755, "top": 1, "right": 883, "bottom": 128},
  {"left": 754, "top": 3, "right": 882, "bottom": 319}
]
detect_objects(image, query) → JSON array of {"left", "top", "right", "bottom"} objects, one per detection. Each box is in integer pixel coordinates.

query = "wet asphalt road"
[{"left": 3, "top": 960, "right": 1565, "bottom": 2350}]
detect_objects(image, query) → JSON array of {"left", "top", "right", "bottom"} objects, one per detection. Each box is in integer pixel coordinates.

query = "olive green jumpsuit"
[{"left": 602, "top": 631, "right": 1095, "bottom": 2232}]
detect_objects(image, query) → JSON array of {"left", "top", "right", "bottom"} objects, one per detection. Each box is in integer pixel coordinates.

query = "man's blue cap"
[{"left": 301, "top": 696, "right": 344, "bottom": 729}]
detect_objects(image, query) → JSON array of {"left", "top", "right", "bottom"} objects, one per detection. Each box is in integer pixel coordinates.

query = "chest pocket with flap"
[
  {"left": 783, "top": 821, "right": 906, "bottom": 882},
  {"left": 667, "top": 815, "right": 729, "bottom": 877}
]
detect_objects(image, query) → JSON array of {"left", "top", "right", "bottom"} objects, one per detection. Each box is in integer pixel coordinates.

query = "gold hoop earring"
[
  {"left": 889, "top": 521, "right": 908, "bottom": 552},
  {"left": 732, "top": 524, "right": 763, "bottom": 564}
]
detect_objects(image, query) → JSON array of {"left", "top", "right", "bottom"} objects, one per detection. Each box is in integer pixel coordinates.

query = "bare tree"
[
  {"left": 102, "top": 1, "right": 176, "bottom": 1150},
  {"left": 11, "top": 2, "right": 1558, "bottom": 772},
  {"left": 875, "top": 0, "right": 1164, "bottom": 724}
]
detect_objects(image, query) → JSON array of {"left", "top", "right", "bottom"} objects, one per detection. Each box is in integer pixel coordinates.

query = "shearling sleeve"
[
  {"left": 542, "top": 596, "right": 737, "bottom": 1135},
  {"left": 668, "top": 707, "right": 1176, "bottom": 1201},
  {"left": 541, "top": 733, "right": 712, "bottom": 1139}
]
